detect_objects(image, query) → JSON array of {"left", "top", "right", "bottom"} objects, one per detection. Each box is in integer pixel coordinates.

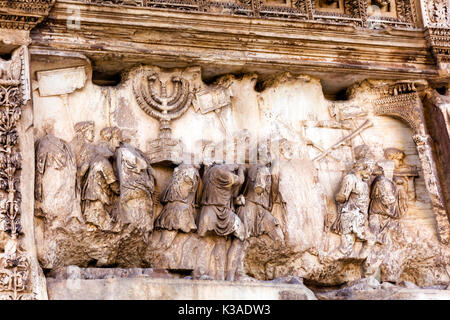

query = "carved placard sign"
[{"left": 193, "top": 86, "right": 233, "bottom": 114}]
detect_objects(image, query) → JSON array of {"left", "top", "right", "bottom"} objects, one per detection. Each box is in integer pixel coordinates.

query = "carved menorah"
[{"left": 133, "top": 69, "right": 193, "bottom": 139}]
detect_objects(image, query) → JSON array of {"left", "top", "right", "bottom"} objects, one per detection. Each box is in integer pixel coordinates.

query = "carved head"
[
  {"left": 353, "top": 159, "right": 374, "bottom": 181},
  {"left": 100, "top": 126, "right": 122, "bottom": 151},
  {"left": 354, "top": 144, "right": 373, "bottom": 161},
  {"left": 384, "top": 148, "right": 405, "bottom": 167},
  {"left": 74, "top": 121, "right": 95, "bottom": 143},
  {"left": 173, "top": 165, "right": 199, "bottom": 197}
]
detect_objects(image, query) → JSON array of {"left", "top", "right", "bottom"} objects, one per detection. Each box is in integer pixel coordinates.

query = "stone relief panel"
[{"left": 32, "top": 64, "right": 450, "bottom": 287}]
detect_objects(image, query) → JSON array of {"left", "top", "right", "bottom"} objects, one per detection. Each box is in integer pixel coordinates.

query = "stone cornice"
[{"left": 30, "top": 0, "right": 444, "bottom": 90}]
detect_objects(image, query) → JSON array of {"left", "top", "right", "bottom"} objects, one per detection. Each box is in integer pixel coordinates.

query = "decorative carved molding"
[
  {"left": 0, "top": 239, "right": 32, "bottom": 300},
  {"left": 70, "top": 0, "right": 420, "bottom": 29},
  {"left": 425, "top": 27, "right": 450, "bottom": 72},
  {"left": 0, "top": 0, "right": 56, "bottom": 30},
  {"left": 0, "top": 46, "right": 33, "bottom": 299},
  {"left": 421, "top": 0, "right": 450, "bottom": 72},
  {"left": 424, "top": 0, "right": 450, "bottom": 28},
  {"left": 373, "top": 89, "right": 426, "bottom": 135}
]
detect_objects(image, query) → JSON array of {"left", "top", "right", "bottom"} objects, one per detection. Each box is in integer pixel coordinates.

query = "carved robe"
[
  {"left": 77, "top": 142, "right": 118, "bottom": 231},
  {"left": 155, "top": 165, "right": 200, "bottom": 233},
  {"left": 116, "top": 143, "right": 155, "bottom": 233},
  {"left": 369, "top": 175, "right": 400, "bottom": 245},
  {"left": 237, "top": 165, "right": 282, "bottom": 241},
  {"left": 35, "top": 134, "right": 81, "bottom": 226},
  {"left": 197, "top": 164, "right": 244, "bottom": 239},
  {"left": 332, "top": 173, "right": 369, "bottom": 238}
]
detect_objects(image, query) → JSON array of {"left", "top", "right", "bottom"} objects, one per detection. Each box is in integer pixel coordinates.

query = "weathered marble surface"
[
  {"left": 46, "top": 267, "right": 317, "bottom": 300},
  {"left": 30, "top": 65, "right": 450, "bottom": 290},
  {"left": 0, "top": 0, "right": 449, "bottom": 301}
]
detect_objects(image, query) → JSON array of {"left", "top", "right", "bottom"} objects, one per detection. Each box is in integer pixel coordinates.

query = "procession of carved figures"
[
  {"left": 34, "top": 113, "right": 418, "bottom": 281},
  {"left": 28, "top": 57, "right": 450, "bottom": 284}
]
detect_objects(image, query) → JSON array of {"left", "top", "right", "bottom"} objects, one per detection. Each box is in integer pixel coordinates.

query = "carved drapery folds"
[
  {"left": 0, "top": 46, "right": 33, "bottom": 300},
  {"left": 372, "top": 82, "right": 450, "bottom": 244}
]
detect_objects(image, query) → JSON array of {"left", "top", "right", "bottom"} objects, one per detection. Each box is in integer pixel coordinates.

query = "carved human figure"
[
  {"left": 368, "top": 166, "right": 405, "bottom": 246},
  {"left": 71, "top": 122, "right": 119, "bottom": 231},
  {"left": 196, "top": 163, "right": 245, "bottom": 240},
  {"left": 35, "top": 133, "right": 81, "bottom": 227},
  {"left": 383, "top": 147, "right": 416, "bottom": 202},
  {"left": 226, "top": 164, "right": 284, "bottom": 281},
  {"left": 331, "top": 159, "right": 374, "bottom": 255},
  {"left": 115, "top": 142, "right": 156, "bottom": 235},
  {"left": 394, "top": 176, "right": 408, "bottom": 217},
  {"left": 155, "top": 164, "right": 201, "bottom": 233}
]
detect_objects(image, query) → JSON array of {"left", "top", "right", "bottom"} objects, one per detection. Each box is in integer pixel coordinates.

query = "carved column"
[
  {"left": 0, "top": 0, "right": 55, "bottom": 300},
  {"left": 373, "top": 83, "right": 450, "bottom": 244}
]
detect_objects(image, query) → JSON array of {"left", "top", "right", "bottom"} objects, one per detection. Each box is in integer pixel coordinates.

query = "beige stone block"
[
  {"left": 47, "top": 278, "right": 317, "bottom": 300},
  {"left": 37, "top": 66, "right": 87, "bottom": 97}
]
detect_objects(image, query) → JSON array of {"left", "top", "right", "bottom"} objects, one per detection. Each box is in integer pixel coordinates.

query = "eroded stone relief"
[{"left": 32, "top": 64, "right": 450, "bottom": 290}]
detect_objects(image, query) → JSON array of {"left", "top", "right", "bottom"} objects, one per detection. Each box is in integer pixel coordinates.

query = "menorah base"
[{"left": 147, "top": 137, "right": 184, "bottom": 166}]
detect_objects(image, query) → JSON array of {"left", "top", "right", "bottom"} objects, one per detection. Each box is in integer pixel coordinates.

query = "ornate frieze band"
[
  {"left": 421, "top": 0, "right": 450, "bottom": 71},
  {"left": 69, "top": 0, "right": 420, "bottom": 29},
  {"left": 0, "top": 0, "right": 56, "bottom": 30}
]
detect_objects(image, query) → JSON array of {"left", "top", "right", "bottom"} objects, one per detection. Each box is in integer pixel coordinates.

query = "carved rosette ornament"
[
  {"left": 132, "top": 67, "right": 194, "bottom": 165},
  {"left": 372, "top": 82, "right": 450, "bottom": 244},
  {"left": 0, "top": 46, "right": 33, "bottom": 299}
]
